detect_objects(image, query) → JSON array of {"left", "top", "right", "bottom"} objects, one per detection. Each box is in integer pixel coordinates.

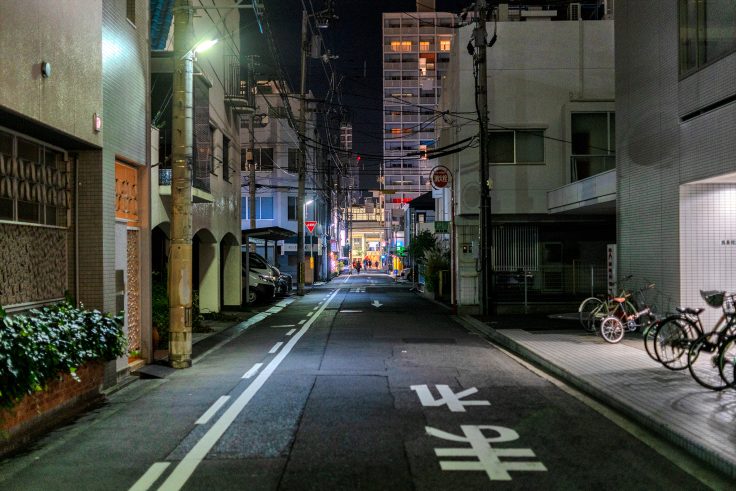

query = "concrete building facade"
[
  {"left": 438, "top": 13, "right": 615, "bottom": 311},
  {"left": 381, "top": 6, "right": 455, "bottom": 237}
]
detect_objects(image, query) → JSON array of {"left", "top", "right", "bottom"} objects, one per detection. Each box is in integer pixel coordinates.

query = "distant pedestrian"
[
  {"left": 368, "top": 259, "right": 372, "bottom": 269},
  {"left": 356, "top": 262, "right": 362, "bottom": 274}
]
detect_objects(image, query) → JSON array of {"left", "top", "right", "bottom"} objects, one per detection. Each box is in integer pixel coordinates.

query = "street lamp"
[{"left": 168, "top": 0, "right": 218, "bottom": 369}]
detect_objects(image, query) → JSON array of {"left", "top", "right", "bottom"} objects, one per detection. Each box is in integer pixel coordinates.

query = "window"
[
  {"left": 0, "top": 130, "right": 69, "bottom": 226},
  {"left": 245, "top": 196, "right": 274, "bottom": 220},
  {"left": 254, "top": 147, "right": 274, "bottom": 171},
  {"left": 570, "top": 112, "right": 615, "bottom": 180},
  {"left": 402, "top": 40, "right": 412, "bottom": 52},
  {"left": 126, "top": 0, "right": 135, "bottom": 24},
  {"left": 222, "top": 135, "right": 230, "bottom": 181},
  {"left": 390, "top": 41, "right": 401, "bottom": 52},
  {"left": 488, "top": 129, "right": 545, "bottom": 165},
  {"left": 391, "top": 40, "right": 412, "bottom": 52},
  {"left": 679, "top": 0, "right": 736, "bottom": 75},
  {"left": 288, "top": 148, "right": 299, "bottom": 173},
  {"left": 439, "top": 39, "right": 451, "bottom": 51},
  {"left": 288, "top": 196, "right": 297, "bottom": 221},
  {"left": 419, "top": 41, "right": 430, "bottom": 52}
]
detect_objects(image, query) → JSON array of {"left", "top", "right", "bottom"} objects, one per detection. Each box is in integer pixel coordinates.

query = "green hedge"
[{"left": 0, "top": 303, "right": 126, "bottom": 408}]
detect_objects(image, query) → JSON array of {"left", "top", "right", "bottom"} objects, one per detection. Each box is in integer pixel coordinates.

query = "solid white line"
[
  {"left": 241, "top": 363, "right": 263, "bottom": 379},
  {"left": 270, "top": 324, "right": 295, "bottom": 328},
  {"left": 195, "top": 396, "right": 230, "bottom": 425},
  {"left": 286, "top": 328, "right": 296, "bottom": 336},
  {"left": 298, "top": 319, "right": 306, "bottom": 325},
  {"left": 268, "top": 342, "right": 283, "bottom": 354},
  {"left": 156, "top": 289, "right": 340, "bottom": 491},
  {"left": 129, "top": 462, "right": 170, "bottom": 491},
  {"left": 266, "top": 306, "right": 283, "bottom": 314}
]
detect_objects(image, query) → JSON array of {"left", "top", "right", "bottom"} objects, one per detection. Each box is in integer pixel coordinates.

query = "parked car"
[
  {"left": 244, "top": 252, "right": 292, "bottom": 296},
  {"left": 243, "top": 269, "right": 275, "bottom": 305}
]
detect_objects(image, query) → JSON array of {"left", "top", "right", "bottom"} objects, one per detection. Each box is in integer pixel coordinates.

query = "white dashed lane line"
[
  {"left": 286, "top": 329, "right": 296, "bottom": 336},
  {"left": 268, "top": 342, "right": 283, "bottom": 354},
  {"left": 241, "top": 363, "right": 263, "bottom": 379},
  {"left": 195, "top": 396, "right": 230, "bottom": 425},
  {"left": 298, "top": 319, "right": 306, "bottom": 325}
]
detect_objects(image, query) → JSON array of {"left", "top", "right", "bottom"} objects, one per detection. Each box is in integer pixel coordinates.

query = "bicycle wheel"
[
  {"left": 717, "top": 335, "right": 736, "bottom": 389},
  {"left": 578, "top": 297, "right": 604, "bottom": 332},
  {"left": 688, "top": 335, "right": 728, "bottom": 391},
  {"left": 600, "top": 316, "right": 624, "bottom": 343},
  {"left": 642, "top": 320, "right": 660, "bottom": 362},
  {"left": 654, "top": 317, "right": 696, "bottom": 370}
]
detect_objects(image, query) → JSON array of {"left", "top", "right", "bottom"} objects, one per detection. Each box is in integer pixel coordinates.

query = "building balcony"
[
  {"left": 547, "top": 168, "right": 615, "bottom": 215},
  {"left": 157, "top": 167, "right": 213, "bottom": 203},
  {"left": 224, "top": 55, "right": 255, "bottom": 115},
  {"left": 570, "top": 155, "right": 615, "bottom": 182}
]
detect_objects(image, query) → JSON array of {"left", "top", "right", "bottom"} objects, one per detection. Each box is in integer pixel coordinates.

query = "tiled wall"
[
  {"left": 616, "top": 1, "right": 736, "bottom": 312},
  {"left": 680, "top": 184, "right": 736, "bottom": 326}
]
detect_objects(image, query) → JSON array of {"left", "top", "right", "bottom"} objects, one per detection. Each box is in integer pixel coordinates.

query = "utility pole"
[
  {"left": 169, "top": 0, "right": 194, "bottom": 368},
  {"left": 247, "top": 55, "right": 257, "bottom": 232},
  {"left": 297, "top": 10, "right": 309, "bottom": 295},
  {"left": 474, "top": 0, "right": 493, "bottom": 316}
]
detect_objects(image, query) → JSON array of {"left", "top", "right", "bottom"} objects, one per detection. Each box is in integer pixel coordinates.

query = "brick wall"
[{"left": 0, "top": 362, "right": 104, "bottom": 456}]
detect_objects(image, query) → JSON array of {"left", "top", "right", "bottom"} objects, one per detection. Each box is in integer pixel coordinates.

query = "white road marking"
[
  {"left": 286, "top": 329, "right": 296, "bottom": 336},
  {"left": 266, "top": 306, "right": 283, "bottom": 314},
  {"left": 268, "top": 342, "right": 284, "bottom": 354},
  {"left": 241, "top": 363, "right": 263, "bottom": 379},
  {"left": 340, "top": 310, "right": 363, "bottom": 313},
  {"left": 195, "top": 396, "right": 231, "bottom": 425},
  {"left": 410, "top": 385, "right": 490, "bottom": 412},
  {"left": 312, "top": 306, "right": 319, "bottom": 311},
  {"left": 371, "top": 300, "right": 383, "bottom": 308},
  {"left": 306, "top": 312, "right": 313, "bottom": 317},
  {"left": 276, "top": 299, "right": 293, "bottom": 308},
  {"left": 270, "top": 324, "right": 294, "bottom": 328},
  {"left": 129, "top": 462, "right": 170, "bottom": 491},
  {"left": 154, "top": 290, "right": 340, "bottom": 491},
  {"left": 298, "top": 319, "right": 306, "bottom": 325}
]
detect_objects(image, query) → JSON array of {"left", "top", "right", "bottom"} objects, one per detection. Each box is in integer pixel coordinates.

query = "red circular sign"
[{"left": 430, "top": 166, "right": 450, "bottom": 189}]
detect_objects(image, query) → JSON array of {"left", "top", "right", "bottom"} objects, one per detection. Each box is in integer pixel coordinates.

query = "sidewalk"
[{"left": 457, "top": 314, "right": 736, "bottom": 480}]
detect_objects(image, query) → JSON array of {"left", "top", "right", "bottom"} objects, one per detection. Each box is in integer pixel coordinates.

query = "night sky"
[{"left": 239, "top": 0, "right": 470, "bottom": 192}]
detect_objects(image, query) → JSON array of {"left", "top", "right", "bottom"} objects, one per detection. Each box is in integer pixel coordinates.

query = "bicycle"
[
  {"left": 588, "top": 282, "right": 656, "bottom": 337},
  {"left": 599, "top": 305, "right": 653, "bottom": 344},
  {"left": 653, "top": 290, "right": 736, "bottom": 389},
  {"left": 577, "top": 275, "right": 635, "bottom": 332}
]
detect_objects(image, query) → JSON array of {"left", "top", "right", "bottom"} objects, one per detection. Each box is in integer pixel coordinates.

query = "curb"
[{"left": 454, "top": 314, "right": 736, "bottom": 480}]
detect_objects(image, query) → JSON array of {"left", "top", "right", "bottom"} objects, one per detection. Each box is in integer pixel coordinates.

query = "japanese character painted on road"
[
  {"left": 426, "top": 425, "right": 547, "bottom": 481},
  {"left": 410, "top": 384, "right": 490, "bottom": 412}
]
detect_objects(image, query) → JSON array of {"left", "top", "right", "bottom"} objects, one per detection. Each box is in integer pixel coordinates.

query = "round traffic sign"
[{"left": 430, "top": 166, "right": 451, "bottom": 189}]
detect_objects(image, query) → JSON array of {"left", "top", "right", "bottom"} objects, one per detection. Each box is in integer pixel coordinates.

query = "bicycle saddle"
[
  {"left": 676, "top": 307, "right": 704, "bottom": 316},
  {"left": 612, "top": 297, "right": 627, "bottom": 303}
]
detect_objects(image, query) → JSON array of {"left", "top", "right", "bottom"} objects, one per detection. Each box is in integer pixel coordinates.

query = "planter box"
[{"left": 0, "top": 361, "right": 105, "bottom": 457}]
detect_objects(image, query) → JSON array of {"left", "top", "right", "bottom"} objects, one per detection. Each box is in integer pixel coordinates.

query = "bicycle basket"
[
  {"left": 724, "top": 294, "right": 736, "bottom": 317},
  {"left": 700, "top": 290, "right": 725, "bottom": 308}
]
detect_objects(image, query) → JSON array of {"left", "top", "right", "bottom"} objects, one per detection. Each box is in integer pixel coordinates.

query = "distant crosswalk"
[{"left": 350, "top": 287, "right": 366, "bottom": 293}]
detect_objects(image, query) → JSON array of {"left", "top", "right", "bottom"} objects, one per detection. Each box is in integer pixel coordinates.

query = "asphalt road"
[{"left": 0, "top": 273, "right": 711, "bottom": 490}]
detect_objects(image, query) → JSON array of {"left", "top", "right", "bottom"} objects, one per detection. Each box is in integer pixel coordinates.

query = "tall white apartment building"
[{"left": 382, "top": 2, "right": 455, "bottom": 226}]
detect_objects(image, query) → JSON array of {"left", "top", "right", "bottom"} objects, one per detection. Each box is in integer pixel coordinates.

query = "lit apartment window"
[
  {"left": 390, "top": 41, "right": 401, "bottom": 52},
  {"left": 488, "top": 130, "right": 545, "bottom": 165},
  {"left": 419, "top": 41, "right": 430, "bottom": 52},
  {"left": 439, "top": 39, "right": 451, "bottom": 51},
  {"left": 679, "top": 0, "right": 736, "bottom": 75},
  {"left": 401, "top": 41, "right": 412, "bottom": 52}
]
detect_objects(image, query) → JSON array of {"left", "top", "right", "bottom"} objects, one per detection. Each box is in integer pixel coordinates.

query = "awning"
[{"left": 242, "top": 226, "right": 296, "bottom": 243}]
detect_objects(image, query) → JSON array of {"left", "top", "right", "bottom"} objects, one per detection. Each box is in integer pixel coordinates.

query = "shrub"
[
  {"left": 151, "top": 275, "right": 169, "bottom": 344},
  {"left": 424, "top": 247, "right": 450, "bottom": 292},
  {"left": 0, "top": 303, "right": 125, "bottom": 408}
]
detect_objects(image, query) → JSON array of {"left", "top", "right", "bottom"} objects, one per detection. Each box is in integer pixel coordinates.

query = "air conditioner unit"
[{"left": 568, "top": 3, "right": 581, "bottom": 21}]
